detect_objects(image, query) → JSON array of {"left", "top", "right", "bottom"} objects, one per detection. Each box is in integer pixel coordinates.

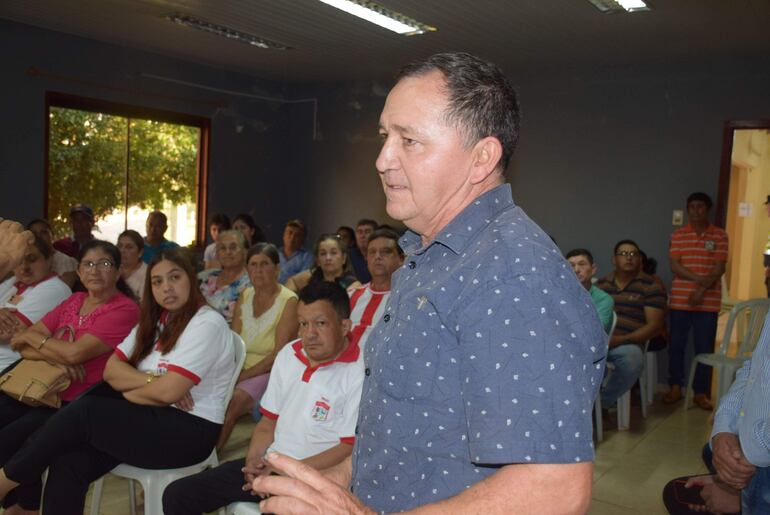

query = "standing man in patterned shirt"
[
  {"left": 664, "top": 192, "right": 728, "bottom": 410},
  {"left": 252, "top": 52, "right": 606, "bottom": 515}
]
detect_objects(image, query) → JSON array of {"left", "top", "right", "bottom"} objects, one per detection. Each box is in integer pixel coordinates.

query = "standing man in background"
[
  {"left": 665, "top": 192, "right": 728, "bottom": 410},
  {"left": 142, "top": 211, "right": 179, "bottom": 263},
  {"left": 53, "top": 204, "right": 95, "bottom": 258}
]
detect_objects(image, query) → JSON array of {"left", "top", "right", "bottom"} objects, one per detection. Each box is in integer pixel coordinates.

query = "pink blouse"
[{"left": 40, "top": 291, "right": 139, "bottom": 401}]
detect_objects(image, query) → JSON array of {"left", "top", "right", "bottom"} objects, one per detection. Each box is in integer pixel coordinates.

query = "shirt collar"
[
  {"left": 14, "top": 272, "right": 57, "bottom": 296},
  {"left": 399, "top": 183, "right": 515, "bottom": 256},
  {"left": 291, "top": 335, "right": 360, "bottom": 382}
]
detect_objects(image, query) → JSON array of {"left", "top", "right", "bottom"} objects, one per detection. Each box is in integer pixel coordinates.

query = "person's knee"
[{"left": 162, "top": 476, "right": 195, "bottom": 513}]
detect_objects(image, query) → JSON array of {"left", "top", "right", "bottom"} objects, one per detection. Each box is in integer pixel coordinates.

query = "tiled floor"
[
  {"left": 4, "top": 397, "right": 711, "bottom": 514},
  {"left": 591, "top": 396, "right": 711, "bottom": 514}
]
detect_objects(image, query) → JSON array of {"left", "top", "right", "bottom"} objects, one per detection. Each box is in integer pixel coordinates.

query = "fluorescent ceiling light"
[
  {"left": 166, "top": 14, "right": 291, "bottom": 50},
  {"left": 317, "top": 0, "right": 436, "bottom": 35},
  {"left": 586, "top": 0, "right": 651, "bottom": 13}
]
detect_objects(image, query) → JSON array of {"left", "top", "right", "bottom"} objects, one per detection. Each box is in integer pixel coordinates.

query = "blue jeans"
[
  {"left": 601, "top": 343, "right": 644, "bottom": 407},
  {"left": 667, "top": 310, "right": 718, "bottom": 394},
  {"left": 743, "top": 466, "right": 770, "bottom": 514}
]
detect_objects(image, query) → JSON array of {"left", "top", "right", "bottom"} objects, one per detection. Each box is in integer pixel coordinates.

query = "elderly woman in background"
[
  {"left": 0, "top": 235, "right": 71, "bottom": 370},
  {"left": 199, "top": 230, "right": 251, "bottom": 324},
  {"left": 232, "top": 213, "right": 265, "bottom": 248},
  {"left": 118, "top": 229, "right": 146, "bottom": 301},
  {"left": 0, "top": 240, "right": 139, "bottom": 513},
  {"left": 203, "top": 213, "right": 231, "bottom": 270},
  {"left": 26, "top": 219, "right": 78, "bottom": 288},
  {"left": 216, "top": 243, "right": 298, "bottom": 451},
  {"left": 285, "top": 234, "right": 361, "bottom": 293}
]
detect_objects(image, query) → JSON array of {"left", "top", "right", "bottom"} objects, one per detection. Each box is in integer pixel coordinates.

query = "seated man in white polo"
[
  {"left": 162, "top": 280, "right": 364, "bottom": 514},
  {"left": 348, "top": 227, "right": 404, "bottom": 351}
]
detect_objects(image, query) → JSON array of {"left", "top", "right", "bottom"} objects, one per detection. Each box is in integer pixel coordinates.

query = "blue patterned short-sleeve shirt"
[{"left": 351, "top": 184, "right": 606, "bottom": 513}]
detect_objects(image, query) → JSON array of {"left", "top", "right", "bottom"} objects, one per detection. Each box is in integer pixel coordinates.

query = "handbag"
[
  {"left": 0, "top": 359, "right": 71, "bottom": 408},
  {"left": 0, "top": 325, "right": 75, "bottom": 408}
]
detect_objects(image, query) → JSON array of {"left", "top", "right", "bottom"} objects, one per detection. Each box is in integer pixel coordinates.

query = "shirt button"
[
  {"left": 383, "top": 314, "right": 391, "bottom": 322},
  {"left": 365, "top": 367, "right": 371, "bottom": 376},
  {"left": 408, "top": 261, "right": 416, "bottom": 269}
]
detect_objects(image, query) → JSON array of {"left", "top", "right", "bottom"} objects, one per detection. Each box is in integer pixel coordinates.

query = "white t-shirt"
[
  {"left": 124, "top": 262, "right": 147, "bottom": 301},
  {"left": 0, "top": 274, "right": 71, "bottom": 369},
  {"left": 204, "top": 243, "right": 217, "bottom": 264},
  {"left": 51, "top": 250, "right": 77, "bottom": 276},
  {"left": 348, "top": 283, "right": 390, "bottom": 352},
  {"left": 114, "top": 306, "right": 236, "bottom": 424},
  {"left": 260, "top": 338, "right": 364, "bottom": 460}
]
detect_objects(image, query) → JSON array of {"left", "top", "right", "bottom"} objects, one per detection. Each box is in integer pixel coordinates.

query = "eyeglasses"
[
  {"left": 216, "top": 244, "right": 242, "bottom": 253},
  {"left": 615, "top": 251, "right": 639, "bottom": 258},
  {"left": 80, "top": 259, "right": 115, "bottom": 271}
]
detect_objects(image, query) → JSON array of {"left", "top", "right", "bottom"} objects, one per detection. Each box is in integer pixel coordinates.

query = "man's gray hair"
[{"left": 397, "top": 52, "right": 521, "bottom": 172}]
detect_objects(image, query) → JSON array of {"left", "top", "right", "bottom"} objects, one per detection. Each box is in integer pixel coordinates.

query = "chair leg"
[
  {"left": 594, "top": 398, "right": 603, "bottom": 443},
  {"left": 638, "top": 368, "right": 648, "bottom": 419},
  {"left": 646, "top": 352, "right": 657, "bottom": 404},
  {"left": 684, "top": 359, "right": 699, "bottom": 410},
  {"left": 89, "top": 477, "right": 104, "bottom": 515},
  {"left": 142, "top": 475, "right": 166, "bottom": 515},
  {"left": 617, "top": 391, "right": 630, "bottom": 431},
  {"left": 128, "top": 479, "right": 137, "bottom": 515}
]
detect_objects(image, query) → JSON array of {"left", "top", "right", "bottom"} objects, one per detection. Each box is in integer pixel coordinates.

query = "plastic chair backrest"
[
  {"left": 718, "top": 299, "right": 770, "bottom": 358},
  {"left": 225, "top": 331, "right": 247, "bottom": 407},
  {"left": 608, "top": 311, "right": 618, "bottom": 339}
]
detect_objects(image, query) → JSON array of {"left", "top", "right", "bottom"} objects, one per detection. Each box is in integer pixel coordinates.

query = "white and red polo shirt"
[
  {"left": 0, "top": 273, "right": 71, "bottom": 369},
  {"left": 114, "top": 306, "right": 236, "bottom": 424},
  {"left": 259, "top": 337, "right": 364, "bottom": 461},
  {"left": 348, "top": 283, "right": 390, "bottom": 352}
]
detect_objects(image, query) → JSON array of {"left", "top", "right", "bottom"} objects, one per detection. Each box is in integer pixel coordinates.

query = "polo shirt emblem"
[
  {"left": 704, "top": 240, "right": 715, "bottom": 251},
  {"left": 311, "top": 396, "right": 331, "bottom": 422}
]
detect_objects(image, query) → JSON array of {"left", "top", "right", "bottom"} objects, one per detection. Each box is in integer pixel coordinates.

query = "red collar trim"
[
  {"left": 14, "top": 272, "right": 58, "bottom": 296},
  {"left": 292, "top": 336, "right": 360, "bottom": 383}
]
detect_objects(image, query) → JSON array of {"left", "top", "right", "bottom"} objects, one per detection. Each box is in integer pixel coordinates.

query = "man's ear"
[
  {"left": 469, "top": 136, "right": 504, "bottom": 185},
  {"left": 341, "top": 318, "right": 352, "bottom": 336},
  {"left": 591, "top": 263, "right": 598, "bottom": 277}
]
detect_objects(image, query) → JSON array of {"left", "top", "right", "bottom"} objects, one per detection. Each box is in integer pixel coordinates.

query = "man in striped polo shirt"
[
  {"left": 597, "top": 240, "right": 666, "bottom": 411},
  {"left": 665, "top": 192, "right": 728, "bottom": 410},
  {"left": 348, "top": 228, "right": 404, "bottom": 351}
]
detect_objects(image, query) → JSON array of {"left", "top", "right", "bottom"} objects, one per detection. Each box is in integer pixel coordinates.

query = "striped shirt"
[
  {"left": 597, "top": 272, "right": 667, "bottom": 340},
  {"left": 669, "top": 224, "right": 728, "bottom": 312},
  {"left": 348, "top": 283, "right": 390, "bottom": 352},
  {"left": 711, "top": 309, "right": 770, "bottom": 515}
]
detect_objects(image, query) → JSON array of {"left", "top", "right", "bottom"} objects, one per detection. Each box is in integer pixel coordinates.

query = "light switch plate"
[{"left": 672, "top": 209, "right": 684, "bottom": 226}]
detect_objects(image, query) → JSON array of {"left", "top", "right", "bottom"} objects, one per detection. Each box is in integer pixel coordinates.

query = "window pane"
[
  {"left": 126, "top": 119, "right": 200, "bottom": 246},
  {"left": 48, "top": 108, "right": 127, "bottom": 239},
  {"left": 48, "top": 107, "right": 201, "bottom": 247}
]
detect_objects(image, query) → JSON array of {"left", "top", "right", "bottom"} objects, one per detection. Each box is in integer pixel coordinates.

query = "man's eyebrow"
[{"left": 379, "top": 123, "right": 422, "bottom": 136}]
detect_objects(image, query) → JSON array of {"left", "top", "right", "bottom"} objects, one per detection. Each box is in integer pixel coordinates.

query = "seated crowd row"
[{"left": 0, "top": 207, "right": 403, "bottom": 514}]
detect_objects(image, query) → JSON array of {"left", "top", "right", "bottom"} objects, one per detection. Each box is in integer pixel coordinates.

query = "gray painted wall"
[{"left": 4, "top": 19, "right": 770, "bottom": 287}]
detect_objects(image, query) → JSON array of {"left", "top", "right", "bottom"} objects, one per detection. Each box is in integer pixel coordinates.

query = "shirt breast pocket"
[{"left": 374, "top": 300, "right": 445, "bottom": 401}]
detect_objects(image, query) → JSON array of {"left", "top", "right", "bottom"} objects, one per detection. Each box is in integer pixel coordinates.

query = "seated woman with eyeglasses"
[
  {"left": 0, "top": 248, "right": 238, "bottom": 514},
  {"left": 0, "top": 240, "right": 139, "bottom": 513},
  {"left": 199, "top": 230, "right": 251, "bottom": 324},
  {"left": 285, "top": 234, "right": 362, "bottom": 293}
]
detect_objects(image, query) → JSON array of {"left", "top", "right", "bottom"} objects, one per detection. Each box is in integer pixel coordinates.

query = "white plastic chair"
[
  {"left": 594, "top": 312, "right": 617, "bottom": 443},
  {"left": 684, "top": 299, "right": 770, "bottom": 410},
  {"left": 89, "top": 330, "right": 247, "bottom": 515},
  {"left": 720, "top": 275, "right": 740, "bottom": 315},
  {"left": 226, "top": 501, "right": 263, "bottom": 514},
  {"left": 615, "top": 341, "right": 649, "bottom": 430}
]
